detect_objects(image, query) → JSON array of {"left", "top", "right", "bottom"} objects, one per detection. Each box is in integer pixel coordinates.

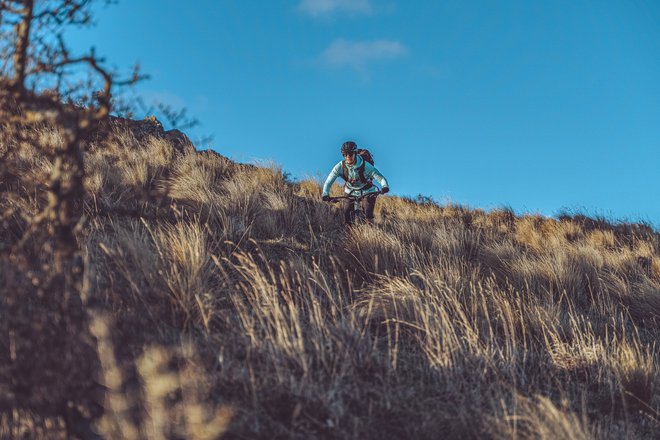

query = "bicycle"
[{"left": 326, "top": 189, "right": 382, "bottom": 224}]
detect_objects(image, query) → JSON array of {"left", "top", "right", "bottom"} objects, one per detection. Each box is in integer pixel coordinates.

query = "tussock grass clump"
[
  {"left": 492, "top": 395, "right": 595, "bottom": 440},
  {"left": 3, "top": 122, "right": 660, "bottom": 439}
]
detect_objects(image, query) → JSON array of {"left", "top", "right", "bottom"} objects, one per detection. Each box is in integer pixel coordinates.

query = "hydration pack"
[{"left": 341, "top": 149, "right": 374, "bottom": 185}]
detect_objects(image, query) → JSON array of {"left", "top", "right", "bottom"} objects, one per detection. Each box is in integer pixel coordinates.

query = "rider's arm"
[
  {"left": 365, "top": 163, "right": 389, "bottom": 190},
  {"left": 322, "top": 162, "right": 343, "bottom": 196}
]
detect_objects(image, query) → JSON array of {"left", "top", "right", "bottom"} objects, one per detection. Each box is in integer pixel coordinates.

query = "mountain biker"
[{"left": 322, "top": 141, "right": 390, "bottom": 224}]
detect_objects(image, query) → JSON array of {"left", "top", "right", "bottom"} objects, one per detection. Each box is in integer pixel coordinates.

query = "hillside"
[{"left": 2, "top": 117, "right": 660, "bottom": 439}]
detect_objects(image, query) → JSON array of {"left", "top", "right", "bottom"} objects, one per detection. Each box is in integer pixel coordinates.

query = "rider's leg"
[
  {"left": 364, "top": 195, "right": 377, "bottom": 223},
  {"left": 343, "top": 199, "right": 353, "bottom": 224}
]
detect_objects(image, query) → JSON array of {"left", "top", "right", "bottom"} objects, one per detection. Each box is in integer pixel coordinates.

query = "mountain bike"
[{"left": 326, "top": 189, "right": 382, "bottom": 224}]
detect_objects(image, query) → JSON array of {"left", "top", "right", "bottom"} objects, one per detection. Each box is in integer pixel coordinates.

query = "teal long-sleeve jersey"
[{"left": 322, "top": 155, "right": 389, "bottom": 196}]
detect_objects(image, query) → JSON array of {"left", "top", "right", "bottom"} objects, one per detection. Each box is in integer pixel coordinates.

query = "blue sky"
[{"left": 68, "top": 0, "right": 660, "bottom": 225}]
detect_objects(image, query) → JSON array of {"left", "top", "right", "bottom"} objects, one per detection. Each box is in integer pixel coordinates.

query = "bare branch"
[{"left": 10, "top": 0, "right": 34, "bottom": 92}]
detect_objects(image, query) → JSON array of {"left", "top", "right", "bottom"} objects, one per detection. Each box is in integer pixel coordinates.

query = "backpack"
[{"left": 341, "top": 149, "right": 374, "bottom": 185}]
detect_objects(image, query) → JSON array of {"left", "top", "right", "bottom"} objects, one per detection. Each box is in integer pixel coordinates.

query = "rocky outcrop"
[
  {"left": 163, "top": 128, "right": 195, "bottom": 155},
  {"left": 93, "top": 115, "right": 196, "bottom": 156}
]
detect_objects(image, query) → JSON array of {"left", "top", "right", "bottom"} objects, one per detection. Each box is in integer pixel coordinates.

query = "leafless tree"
[{"left": 0, "top": 1, "right": 144, "bottom": 437}]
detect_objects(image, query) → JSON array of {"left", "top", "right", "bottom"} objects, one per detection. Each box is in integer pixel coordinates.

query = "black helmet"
[{"left": 341, "top": 141, "right": 357, "bottom": 156}]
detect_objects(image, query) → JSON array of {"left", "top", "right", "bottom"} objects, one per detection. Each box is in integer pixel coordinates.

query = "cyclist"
[{"left": 322, "top": 141, "right": 390, "bottom": 224}]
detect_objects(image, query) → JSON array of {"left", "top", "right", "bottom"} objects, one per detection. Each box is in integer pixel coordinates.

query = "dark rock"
[
  {"left": 164, "top": 128, "right": 195, "bottom": 155},
  {"left": 109, "top": 115, "right": 165, "bottom": 139},
  {"left": 90, "top": 115, "right": 199, "bottom": 156}
]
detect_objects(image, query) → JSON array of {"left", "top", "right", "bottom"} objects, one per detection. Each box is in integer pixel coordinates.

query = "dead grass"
[
  {"left": 492, "top": 394, "right": 595, "bottom": 440},
  {"left": 2, "top": 123, "right": 660, "bottom": 439}
]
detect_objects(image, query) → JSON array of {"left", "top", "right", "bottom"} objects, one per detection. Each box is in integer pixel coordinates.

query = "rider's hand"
[
  {"left": 322, "top": 194, "right": 330, "bottom": 202},
  {"left": 381, "top": 187, "right": 389, "bottom": 194}
]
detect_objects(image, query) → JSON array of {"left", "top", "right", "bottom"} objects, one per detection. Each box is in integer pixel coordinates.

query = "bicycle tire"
[{"left": 350, "top": 209, "right": 367, "bottom": 225}]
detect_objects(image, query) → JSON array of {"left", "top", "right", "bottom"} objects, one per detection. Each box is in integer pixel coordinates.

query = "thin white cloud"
[
  {"left": 298, "top": 0, "right": 373, "bottom": 17},
  {"left": 140, "top": 90, "right": 187, "bottom": 110},
  {"left": 319, "top": 39, "right": 407, "bottom": 73}
]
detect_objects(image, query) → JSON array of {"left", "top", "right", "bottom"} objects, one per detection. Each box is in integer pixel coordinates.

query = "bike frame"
[{"left": 328, "top": 189, "right": 381, "bottom": 224}]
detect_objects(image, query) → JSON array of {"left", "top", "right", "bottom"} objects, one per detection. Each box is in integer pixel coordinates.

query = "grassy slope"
[{"left": 3, "top": 122, "right": 660, "bottom": 439}]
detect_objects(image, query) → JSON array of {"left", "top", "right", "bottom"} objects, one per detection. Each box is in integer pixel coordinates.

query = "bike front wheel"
[{"left": 349, "top": 209, "right": 367, "bottom": 225}]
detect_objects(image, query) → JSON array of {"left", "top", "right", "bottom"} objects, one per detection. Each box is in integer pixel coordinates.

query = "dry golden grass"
[
  {"left": 2, "top": 122, "right": 660, "bottom": 439},
  {"left": 492, "top": 394, "right": 595, "bottom": 440}
]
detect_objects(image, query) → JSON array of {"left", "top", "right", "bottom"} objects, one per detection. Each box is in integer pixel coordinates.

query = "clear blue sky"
[{"left": 68, "top": 0, "right": 660, "bottom": 225}]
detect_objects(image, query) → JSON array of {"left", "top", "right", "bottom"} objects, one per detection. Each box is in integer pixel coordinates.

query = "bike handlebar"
[{"left": 326, "top": 189, "right": 382, "bottom": 203}]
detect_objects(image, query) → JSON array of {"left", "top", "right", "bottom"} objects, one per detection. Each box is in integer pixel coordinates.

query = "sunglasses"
[{"left": 343, "top": 152, "right": 356, "bottom": 157}]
